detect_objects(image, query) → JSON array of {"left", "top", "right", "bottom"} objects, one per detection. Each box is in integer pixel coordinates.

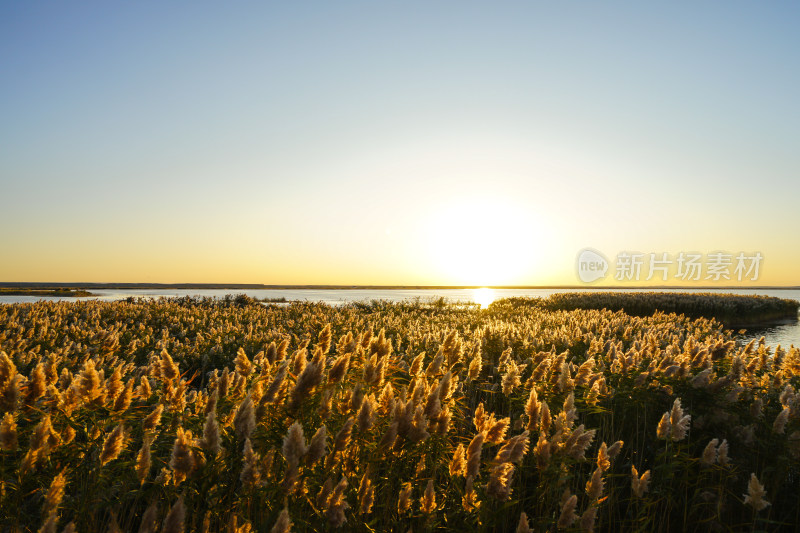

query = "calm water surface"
[{"left": 2, "top": 287, "right": 798, "bottom": 348}]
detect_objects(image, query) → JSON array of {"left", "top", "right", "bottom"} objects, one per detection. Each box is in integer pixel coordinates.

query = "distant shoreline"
[
  {"left": 0, "top": 282, "right": 798, "bottom": 291},
  {"left": 0, "top": 288, "right": 96, "bottom": 297}
]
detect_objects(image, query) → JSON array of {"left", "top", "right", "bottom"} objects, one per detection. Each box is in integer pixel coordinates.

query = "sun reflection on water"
[{"left": 473, "top": 287, "right": 496, "bottom": 309}]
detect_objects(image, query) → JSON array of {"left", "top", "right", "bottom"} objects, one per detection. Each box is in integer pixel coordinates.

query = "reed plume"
[
  {"left": 398, "top": 482, "right": 412, "bottom": 514},
  {"left": 607, "top": 440, "right": 623, "bottom": 459},
  {"left": 74, "top": 359, "right": 102, "bottom": 402},
  {"left": 502, "top": 360, "right": 521, "bottom": 396},
  {"left": 485, "top": 417, "right": 510, "bottom": 444},
  {"left": 100, "top": 424, "right": 126, "bottom": 466},
  {"left": 668, "top": 398, "right": 691, "bottom": 441},
  {"left": 43, "top": 469, "right": 67, "bottom": 516},
  {"left": 306, "top": 424, "right": 327, "bottom": 466},
  {"left": 450, "top": 443, "right": 466, "bottom": 477},
  {"left": 38, "top": 512, "right": 57, "bottom": 533},
  {"left": 717, "top": 439, "right": 730, "bottom": 465},
  {"left": 270, "top": 508, "right": 292, "bottom": 533},
  {"left": 574, "top": 357, "right": 595, "bottom": 386},
  {"left": 586, "top": 381, "right": 601, "bottom": 405},
  {"left": 316, "top": 477, "right": 334, "bottom": 509},
  {"left": 265, "top": 342, "right": 278, "bottom": 365},
  {"left": 409, "top": 352, "right": 425, "bottom": 376},
  {"left": 113, "top": 378, "right": 134, "bottom": 412},
  {"left": 282, "top": 421, "right": 308, "bottom": 467},
  {"left": 540, "top": 401, "right": 551, "bottom": 433},
  {"left": 566, "top": 425, "right": 596, "bottom": 460},
  {"left": 773, "top": 407, "right": 790, "bottom": 434},
  {"left": 743, "top": 473, "right": 770, "bottom": 511},
  {"left": 0, "top": 361, "right": 20, "bottom": 413},
  {"left": 261, "top": 361, "right": 289, "bottom": 406},
  {"left": 656, "top": 411, "right": 671, "bottom": 439},
  {"left": 408, "top": 404, "right": 430, "bottom": 443},
  {"left": 160, "top": 349, "right": 180, "bottom": 382},
  {"left": 425, "top": 349, "right": 444, "bottom": 376},
  {"left": 597, "top": 442, "right": 611, "bottom": 471},
  {"left": 241, "top": 438, "right": 262, "bottom": 487},
  {"left": 25, "top": 363, "right": 47, "bottom": 405},
  {"left": 534, "top": 432, "right": 551, "bottom": 468},
  {"left": 466, "top": 432, "right": 484, "bottom": 478},
  {"left": 486, "top": 462, "right": 515, "bottom": 501},
  {"left": 516, "top": 512, "right": 531, "bottom": 533},
  {"left": 162, "top": 496, "right": 185, "bottom": 533},
  {"left": 325, "top": 477, "right": 349, "bottom": 527},
  {"left": 138, "top": 502, "right": 158, "bottom": 533},
  {"left": 462, "top": 475, "right": 480, "bottom": 511},
  {"left": 138, "top": 375, "right": 152, "bottom": 399},
  {"left": 357, "top": 466, "right": 375, "bottom": 515},
  {"left": 317, "top": 323, "right": 332, "bottom": 354},
  {"left": 201, "top": 409, "right": 222, "bottom": 455},
  {"left": 0, "top": 351, "right": 16, "bottom": 388},
  {"left": 357, "top": 393, "right": 377, "bottom": 432},
  {"left": 473, "top": 402, "right": 486, "bottom": 432},
  {"left": 106, "top": 366, "right": 124, "bottom": 402},
  {"left": 378, "top": 419, "right": 398, "bottom": 453},
  {"left": 289, "top": 358, "right": 323, "bottom": 411},
  {"left": 233, "top": 393, "right": 256, "bottom": 440},
  {"left": 131, "top": 428, "right": 151, "bottom": 478},
  {"left": 701, "top": 438, "right": 719, "bottom": 465},
  {"left": 525, "top": 388, "right": 540, "bottom": 432},
  {"left": 631, "top": 465, "right": 651, "bottom": 498},
  {"left": 291, "top": 348, "right": 307, "bottom": 376},
  {"left": 143, "top": 404, "right": 164, "bottom": 432},
  {"left": 377, "top": 382, "right": 395, "bottom": 415},
  {"left": 580, "top": 506, "right": 598, "bottom": 533},
  {"left": 557, "top": 491, "right": 578, "bottom": 529},
  {"left": 235, "top": 347, "right": 253, "bottom": 377},
  {"left": 585, "top": 467, "right": 604, "bottom": 500},
  {"left": 333, "top": 417, "right": 355, "bottom": 454},
  {"left": 328, "top": 353, "right": 351, "bottom": 384},
  {"left": 420, "top": 479, "right": 436, "bottom": 513},
  {"left": 0, "top": 412, "right": 17, "bottom": 450},
  {"left": 495, "top": 431, "right": 529, "bottom": 464},
  {"left": 468, "top": 351, "right": 481, "bottom": 381},
  {"left": 169, "top": 427, "right": 195, "bottom": 484}
]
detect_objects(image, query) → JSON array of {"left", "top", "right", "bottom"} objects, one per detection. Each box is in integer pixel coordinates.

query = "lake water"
[{"left": 2, "top": 287, "right": 798, "bottom": 348}]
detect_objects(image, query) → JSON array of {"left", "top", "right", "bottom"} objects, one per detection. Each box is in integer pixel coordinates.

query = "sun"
[
  {"left": 473, "top": 287, "right": 497, "bottom": 308},
  {"left": 424, "top": 195, "right": 543, "bottom": 286}
]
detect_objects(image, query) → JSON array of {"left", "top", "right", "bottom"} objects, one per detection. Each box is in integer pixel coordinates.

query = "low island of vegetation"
[
  {"left": 529, "top": 291, "right": 800, "bottom": 328},
  {"left": 0, "top": 288, "right": 95, "bottom": 298}
]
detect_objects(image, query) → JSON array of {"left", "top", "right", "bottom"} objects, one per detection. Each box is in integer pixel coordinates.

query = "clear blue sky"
[{"left": 2, "top": 2, "right": 799, "bottom": 285}]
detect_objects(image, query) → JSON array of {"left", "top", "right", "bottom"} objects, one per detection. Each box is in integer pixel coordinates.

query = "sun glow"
[
  {"left": 424, "top": 195, "right": 545, "bottom": 285},
  {"left": 473, "top": 287, "right": 496, "bottom": 309}
]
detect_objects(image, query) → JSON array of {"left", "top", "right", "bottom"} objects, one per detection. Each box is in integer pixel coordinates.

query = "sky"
[{"left": 1, "top": 2, "right": 799, "bottom": 286}]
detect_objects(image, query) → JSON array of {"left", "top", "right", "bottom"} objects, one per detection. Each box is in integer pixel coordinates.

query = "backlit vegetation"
[{"left": 0, "top": 295, "right": 799, "bottom": 531}]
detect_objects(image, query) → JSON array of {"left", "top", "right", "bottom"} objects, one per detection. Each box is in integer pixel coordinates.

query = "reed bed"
[
  {"left": 534, "top": 291, "right": 799, "bottom": 327},
  {"left": 0, "top": 295, "right": 799, "bottom": 532}
]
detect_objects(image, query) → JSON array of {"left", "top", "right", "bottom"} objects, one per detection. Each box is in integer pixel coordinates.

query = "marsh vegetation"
[{"left": 0, "top": 294, "right": 798, "bottom": 531}]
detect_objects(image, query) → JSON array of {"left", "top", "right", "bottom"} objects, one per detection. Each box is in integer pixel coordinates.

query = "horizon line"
[{"left": 2, "top": 282, "right": 799, "bottom": 290}]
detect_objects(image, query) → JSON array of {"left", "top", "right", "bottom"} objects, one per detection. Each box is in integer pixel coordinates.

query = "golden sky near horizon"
[{"left": 2, "top": 4, "right": 799, "bottom": 286}]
